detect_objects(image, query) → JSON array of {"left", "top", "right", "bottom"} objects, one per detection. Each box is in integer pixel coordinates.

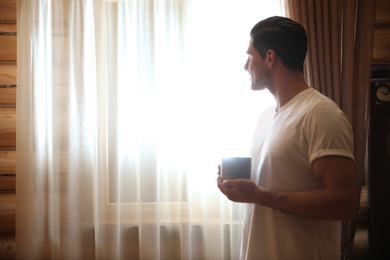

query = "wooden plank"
[
  {"left": 0, "top": 236, "right": 15, "bottom": 259},
  {"left": 0, "top": 176, "right": 15, "bottom": 191},
  {"left": 0, "top": 36, "right": 16, "bottom": 61},
  {"left": 0, "top": 23, "right": 16, "bottom": 33},
  {"left": 376, "top": 0, "right": 390, "bottom": 25},
  {"left": 0, "top": 108, "right": 16, "bottom": 147},
  {"left": 0, "top": 87, "right": 16, "bottom": 104},
  {"left": 0, "top": 0, "right": 16, "bottom": 22},
  {"left": 0, "top": 151, "right": 15, "bottom": 175},
  {"left": 373, "top": 28, "right": 390, "bottom": 63},
  {"left": 0, "top": 193, "right": 15, "bottom": 234},
  {"left": 0, "top": 64, "right": 16, "bottom": 85}
]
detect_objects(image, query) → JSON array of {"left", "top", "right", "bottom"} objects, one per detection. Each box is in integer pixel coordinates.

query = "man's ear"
[{"left": 267, "top": 49, "right": 276, "bottom": 67}]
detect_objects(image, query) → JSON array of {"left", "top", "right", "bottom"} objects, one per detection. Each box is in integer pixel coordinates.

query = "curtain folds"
[
  {"left": 285, "top": 0, "right": 376, "bottom": 258},
  {"left": 16, "top": 0, "right": 281, "bottom": 259}
]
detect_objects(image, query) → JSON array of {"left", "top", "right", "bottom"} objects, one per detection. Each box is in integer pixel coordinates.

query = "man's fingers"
[{"left": 224, "top": 179, "right": 240, "bottom": 188}]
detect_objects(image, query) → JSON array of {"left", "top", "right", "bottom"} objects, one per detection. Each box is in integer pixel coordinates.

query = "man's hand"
[{"left": 217, "top": 165, "right": 261, "bottom": 203}]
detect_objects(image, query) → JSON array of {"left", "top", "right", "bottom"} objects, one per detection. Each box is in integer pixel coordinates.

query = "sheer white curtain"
[{"left": 16, "top": 0, "right": 280, "bottom": 259}]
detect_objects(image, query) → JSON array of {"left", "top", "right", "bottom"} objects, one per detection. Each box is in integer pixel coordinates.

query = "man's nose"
[{"left": 244, "top": 60, "right": 249, "bottom": 71}]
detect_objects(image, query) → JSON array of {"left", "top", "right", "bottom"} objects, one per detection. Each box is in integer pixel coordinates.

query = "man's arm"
[{"left": 217, "top": 156, "right": 357, "bottom": 220}]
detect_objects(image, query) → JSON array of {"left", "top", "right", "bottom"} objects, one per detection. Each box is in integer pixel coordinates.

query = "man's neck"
[{"left": 269, "top": 69, "right": 309, "bottom": 111}]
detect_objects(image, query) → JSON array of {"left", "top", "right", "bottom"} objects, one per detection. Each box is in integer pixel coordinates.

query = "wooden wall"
[
  {"left": 0, "top": 0, "right": 16, "bottom": 258},
  {"left": 0, "top": 0, "right": 388, "bottom": 259},
  {"left": 373, "top": 0, "right": 390, "bottom": 64}
]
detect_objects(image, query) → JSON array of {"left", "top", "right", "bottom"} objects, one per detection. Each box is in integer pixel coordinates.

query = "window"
[{"left": 17, "top": 1, "right": 282, "bottom": 258}]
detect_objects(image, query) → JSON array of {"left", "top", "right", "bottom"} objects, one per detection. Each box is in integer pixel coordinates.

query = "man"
[{"left": 217, "top": 16, "right": 357, "bottom": 260}]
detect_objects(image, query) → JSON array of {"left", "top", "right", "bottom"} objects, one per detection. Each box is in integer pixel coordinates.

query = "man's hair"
[{"left": 250, "top": 16, "right": 308, "bottom": 72}]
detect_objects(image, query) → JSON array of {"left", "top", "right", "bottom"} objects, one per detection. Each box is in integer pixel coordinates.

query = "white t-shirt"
[{"left": 241, "top": 88, "right": 354, "bottom": 260}]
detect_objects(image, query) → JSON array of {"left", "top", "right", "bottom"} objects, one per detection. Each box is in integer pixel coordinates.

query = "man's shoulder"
[{"left": 301, "top": 88, "right": 343, "bottom": 114}]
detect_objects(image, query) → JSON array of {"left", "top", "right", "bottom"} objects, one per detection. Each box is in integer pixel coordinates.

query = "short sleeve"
[{"left": 304, "top": 102, "right": 354, "bottom": 165}]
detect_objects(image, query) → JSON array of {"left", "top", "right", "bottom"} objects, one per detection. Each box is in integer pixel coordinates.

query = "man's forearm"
[{"left": 253, "top": 186, "right": 357, "bottom": 220}]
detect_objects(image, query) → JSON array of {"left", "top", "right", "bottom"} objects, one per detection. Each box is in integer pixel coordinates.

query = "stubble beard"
[{"left": 250, "top": 78, "right": 267, "bottom": 91}]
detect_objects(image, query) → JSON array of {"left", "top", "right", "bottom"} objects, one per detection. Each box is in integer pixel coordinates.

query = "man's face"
[{"left": 244, "top": 38, "right": 270, "bottom": 90}]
